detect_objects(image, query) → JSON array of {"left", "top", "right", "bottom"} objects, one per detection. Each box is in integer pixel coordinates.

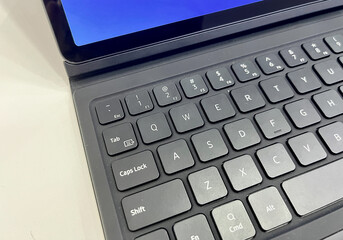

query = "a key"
[
  {"left": 231, "top": 85, "right": 266, "bottom": 113},
  {"left": 260, "top": 76, "right": 294, "bottom": 103},
  {"left": 188, "top": 167, "right": 227, "bottom": 205},
  {"left": 256, "top": 54, "right": 285, "bottom": 75},
  {"left": 174, "top": 215, "right": 215, "bottom": 240},
  {"left": 136, "top": 229, "right": 170, "bottom": 240},
  {"left": 285, "top": 99, "right": 321, "bottom": 128},
  {"left": 314, "top": 60, "right": 343, "bottom": 85},
  {"left": 303, "top": 40, "right": 330, "bottom": 60},
  {"left": 201, "top": 94, "right": 236, "bottom": 123},
  {"left": 279, "top": 47, "right": 308, "bottom": 67},
  {"left": 180, "top": 75, "right": 208, "bottom": 98},
  {"left": 324, "top": 35, "right": 343, "bottom": 53},
  {"left": 313, "top": 90, "right": 343, "bottom": 118},
  {"left": 287, "top": 69, "right": 322, "bottom": 94},
  {"left": 232, "top": 60, "right": 260, "bottom": 82},
  {"left": 169, "top": 103, "right": 204, "bottom": 133},
  {"left": 318, "top": 122, "right": 343, "bottom": 154},
  {"left": 125, "top": 91, "right": 153, "bottom": 115},
  {"left": 223, "top": 155, "right": 262, "bottom": 191},
  {"left": 153, "top": 83, "right": 181, "bottom": 107},
  {"left": 206, "top": 67, "right": 235, "bottom": 90},
  {"left": 95, "top": 98, "right": 124, "bottom": 124},
  {"left": 288, "top": 132, "right": 327, "bottom": 166}
]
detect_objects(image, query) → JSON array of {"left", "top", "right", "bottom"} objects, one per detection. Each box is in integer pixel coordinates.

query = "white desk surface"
[{"left": 0, "top": 1, "right": 104, "bottom": 239}]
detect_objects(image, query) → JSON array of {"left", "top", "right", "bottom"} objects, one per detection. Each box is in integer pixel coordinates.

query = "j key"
[
  {"left": 255, "top": 109, "right": 291, "bottom": 139},
  {"left": 256, "top": 54, "right": 285, "bottom": 75},
  {"left": 153, "top": 83, "right": 181, "bottom": 107},
  {"left": 223, "top": 155, "right": 262, "bottom": 191},
  {"left": 303, "top": 40, "right": 330, "bottom": 60},
  {"left": 180, "top": 75, "right": 208, "bottom": 98},
  {"left": 137, "top": 113, "right": 172, "bottom": 144},
  {"left": 95, "top": 98, "right": 124, "bottom": 124},
  {"left": 314, "top": 60, "right": 343, "bottom": 85},
  {"left": 231, "top": 85, "right": 266, "bottom": 113},
  {"left": 212, "top": 200, "right": 256, "bottom": 240},
  {"left": 201, "top": 94, "right": 236, "bottom": 123},
  {"left": 206, "top": 67, "right": 235, "bottom": 90},
  {"left": 122, "top": 179, "right": 191, "bottom": 231},
  {"left": 313, "top": 90, "right": 343, "bottom": 118},
  {"left": 285, "top": 99, "right": 321, "bottom": 128},
  {"left": 125, "top": 91, "right": 153, "bottom": 115},
  {"left": 232, "top": 60, "right": 260, "bottom": 82},
  {"left": 260, "top": 76, "right": 294, "bottom": 103},
  {"left": 318, "top": 122, "right": 343, "bottom": 154},
  {"left": 174, "top": 215, "right": 215, "bottom": 240},
  {"left": 279, "top": 47, "right": 308, "bottom": 67},
  {"left": 136, "top": 229, "right": 170, "bottom": 240},
  {"left": 103, "top": 123, "right": 138, "bottom": 156},
  {"left": 287, "top": 69, "right": 322, "bottom": 94},
  {"left": 111, "top": 151, "right": 159, "bottom": 191},
  {"left": 288, "top": 132, "right": 327, "bottom": 166},
  {"left": 248, "top": 187, "right": 292, "bottom": 231},
  {"left": 169, "top": 103, "right": 204, "bottom": 133},
  {"left": 324, "top": 35, "right": 343, "bottom": 53}
]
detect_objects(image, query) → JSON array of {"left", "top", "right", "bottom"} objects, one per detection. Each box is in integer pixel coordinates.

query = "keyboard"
[{"left": 92, "top": 33, "right": 343, "bottom": 240}]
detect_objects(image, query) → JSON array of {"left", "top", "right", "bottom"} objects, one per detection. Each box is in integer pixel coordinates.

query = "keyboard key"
[
  {"left": 285, "top": 99, "right": 321, "bottom": 128},
  {"left": 224, "top": 119, "right": 261, "bottom": 150},
  {"left": 260, "top": 77, "right": 294, "bottom": 103},
  {"left": 340, "top": 57, "right": 343, "bottom": 66},
  {"left": 248, "top": 187, "right": 292, "bottom": 231},
  {"left": 136, "top": 229, "right": 170, "bottom": 240},
  {"left": 231, "top": 85, "right": 266, "bottom": 113},
  {"left": 137, "top": 113, "right": 172, "bottom": 144},
  {"left": 95, "top": 98, "right": 124, "bottom": 124},
  {"left": 303, "top": 40, "right": 330, "bottom": 60},
  {"left": 279, "top": 47, "right": 308, "bottom": 67},
  {"left": 256, "top": 143, "right": 295, "bottom": 178},
  {"left": 314, "top": 60, "right": 343, "bottom": 85},
  {"left": 122, "top": 179, "right": 191, "bottom": 231},
  {"left": 223, "top": 155, "right": 262, "bottom": 191},
  {"left": 256, "top": 54, "right": 284, "bottom": 75},
  {"left": 201, "top": 94, "right": 236, "bottom": 123},
  {"left": 170, "top": 103, "right": 204, "bottom": 133},
  {"left": 288, "top": 132, "right": 327, "bottom": 166},
  {"left": 157, "top": 139, "right": 194, "bottom": 174},
  {"left": 153, "top": 83, "right": 181, "bottom": 107},
  {"left": 313, "top": 90, "right": 343, "bottom": 118},
  {"left": 255, "top": 109, "right": 291, "bottom": 139},
  {"left": 324, "top": 35, "right": 343, "bottom": 53},
  {"left": 232, "top": 60, "right": 260, "bottom": 82},
  {"left": 103, "top": 123, "right": 138, "bottom": 155},
  {"left": 125, "top": 91, "right": 154, "bottom": 115},
  {"left": 174, "top": 215, "right": 215, "bottom": 240},
  {"left": 206, "top": 67, "right": 235, "bottom": 90},
  {"left": 180, "top": 75, "right": 208, "bottom": 98},
  {"left": 212, "top": 200, "right": 256, "bottom": 240},
  {"left": 191, "top": 129, "right": 228, "bottom": 162},
  {"left": 318, "top": 122, "right": 343, "bottom": 154},
  {"left": 188, "top": 167, "right": 227, "bottom": 205},
  {"left": 341, "top": 86, "right": 343, "bottom": 95},
  {"left": 282, "top": 158, "right": 343, "bottom": 216},
  {"left": 287, "top": 69, "right": 322, "bottom": 94},
  {"left": 111, "top": 151, "right": 159, "bottom": 191}
]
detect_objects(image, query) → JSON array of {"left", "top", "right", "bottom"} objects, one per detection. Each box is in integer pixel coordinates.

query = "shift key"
[{"left": 122, "top": 179, "right": 191, "bottom": 231}]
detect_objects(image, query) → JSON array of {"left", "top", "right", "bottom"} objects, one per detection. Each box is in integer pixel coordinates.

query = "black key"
[
  {"left": 231, "top": 85, "right": 266, "bottom": 113},
  {"left": 206, "top": 67, "right": 235, "bottom": 90},
  {"left": 285, "top": 99, "right": 321, "bottom": 128},
  {"left": 201, "top": 94, "right": 236, "bottom": 123},
  {"left": 180, "top": 75, "right": 208, "bottom": 98},
  {"left": 260, "top": 77, "right": 294, "bottom": 103},
  {"left": 122, "top": 179, "right": 191, "bottom": 231},
  {"left": 303, "top": 40, "right": 330, "bottom": 60},
  {"left": 103, "top": 123, "right": 138, "bottom": 156},
  {"left": 318, "top": 122, "right": 343, "bottom": 154},
  {"left": 136, "top": 229, "right": 170, "bottom": 240},
  {"left": 170, "top": 103, "right": 204, "bottom": 133},
  {"left": 232, "top": 60, "right": 260, "bottom": 82},
  {"left": 125, "top": 91, "right": 153, "bottom": 115},
  {"left": 96, "top": 98, "right": 124, "bottom": 125},
  {"left": 248, "top": 187, "right": 292, "bottom": 231},
  {"left": 314, "top": 60, "right": 343, "bottom": 85},
  {"left": 188, "top": 167, "right": 227, "bottom": 205},
  {"left": 153, "top": 83, "right": 181, "bottom": 107},
  {"left": 223, "top": 155, "right": 262, "bottom": 191},
  {"left": 340, "top": 57, "right": 343, "bottom": 66},
  {"left": 341, "top": 86, "right": 343, "bottom": 95},
  {"left": 174, "top": 215, "right": 215, "bottom": 240},
  {"left": 224, "top": 118, "right": 261, "bottom": 150},
  {"left": 256, "top": 54, "right": 284, "bottom": 75},
  {"left": 256, "top": 143, "right": 295, "bottom": 178},
  {"left": 324, "top": 35, "right": 343, "bottom": 53},
  {"left": 137, "top": 113, "right": 172, "bottom": 144},
  {"left": 282, "top": 158, "right": 343, "bottom": 216},
  {"left": 287, "top": 69, "right": 322, "bottom": 94},
  {"left": 288, "top": 132, "right": 327, "bottom": 166},
  {"left": 157, "top": 139, "right": 194, "bottom": 174},
  {"left": 313, "top": 90, "right": 343, "bottom": 118},
  {"left": 191, "top": 129, "right": 228, "bottom": 162},
  {"left": 279, "top": 47, "right": 308, "bottom": 67},
  {"left": 111, "top": 151, "right": 159, "bottom": 191},
  {"left": 255, "top": 109, "right": 291, "bottom": 139}
]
